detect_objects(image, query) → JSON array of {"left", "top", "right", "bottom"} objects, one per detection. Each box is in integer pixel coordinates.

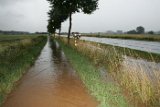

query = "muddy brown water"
[{"left": 3, "top": 38, "right": 98, "bottom": 107}]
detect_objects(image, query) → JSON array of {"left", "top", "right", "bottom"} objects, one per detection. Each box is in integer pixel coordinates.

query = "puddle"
[{"left": 2, "top": 37, "right": 98, "bottom": 107}]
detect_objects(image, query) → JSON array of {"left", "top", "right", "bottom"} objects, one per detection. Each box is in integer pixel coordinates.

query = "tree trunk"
[
  {"left": 68, "top": 12, "right": 72, "bottom": 44},
  {"left": 59, "top": 27, "right": 61, "bottom": 38},
  {"left": 53, "top": 33, "right": 55, "bottom": 38}
]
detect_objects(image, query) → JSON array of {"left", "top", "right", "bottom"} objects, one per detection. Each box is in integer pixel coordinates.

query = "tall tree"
[
  {"left": 47, "top": 0, "right": 68, "bottom": 36},
  {"left": 47, "top": 0, "right": 99, "bottom": 42},
  {"left": 63, "top": 0, "right": 99, "bottom": 41},
  {"left": 136, "top": 26, "right": 145, "bottom": 34},
  {"left": 47, "top": 18, "right": 55, "bottom": 35}
]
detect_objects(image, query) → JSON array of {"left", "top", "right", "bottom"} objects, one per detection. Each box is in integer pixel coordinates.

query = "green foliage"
[
  {"left": 80, "top": 0, "right": 99, "bottom": 14},
  {"left": 47, "top": 19, "right": 55, "bottom": 34},
  {"left": 127, "top": 30, "right": 137, "bottom": 34},
  {"left": 47, "top": 3, "right": 68, "bottom": 34},
  {"left": 47, "top": 0, "right": 99, "bottom": 38},
  {"left": 126, "top": 26, "right": 145, "bottom": 34},
  {"left": 136, "top": 26, "right": 145, "bottom": 34}
]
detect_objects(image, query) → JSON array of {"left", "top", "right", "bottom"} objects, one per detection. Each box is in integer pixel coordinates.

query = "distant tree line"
[
  {"left": 0, "top": 30, "right": 30, "bottom": 35},
  {"left": 0, "top": 30, "right": 49, "bottom": 35},
  {"left": 35, "top": 32, "right": 48, "bottom": 34},
  {"left": 127, "top": 26, "right": 154, "bottom": 34},
  {"left": 46, "top": 0, "right": 99, "bottom": 42}
]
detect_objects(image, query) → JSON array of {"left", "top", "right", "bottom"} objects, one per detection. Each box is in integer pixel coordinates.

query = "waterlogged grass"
[
  {"left": 58, "top": 37, "right": 160, "bottom": 107},
  {"left": 56, "top": 38, "right": 129, "bottom": 107},
  {"left": 94, "top": 41, "right": 160, "bottom": 62},
  {"left": 0, "top": 35, "right": 47, "bottom": 106},
  {"left": 83, "top": 41, "right": 160, "bottom": 107},
  {"left": 84, "top": 34, "right": 160, "bottom": 42}
]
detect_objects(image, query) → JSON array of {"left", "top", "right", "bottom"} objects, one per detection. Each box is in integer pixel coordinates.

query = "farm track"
[{"left": 2, "top": 37, "right": 98, "bottom": 107}]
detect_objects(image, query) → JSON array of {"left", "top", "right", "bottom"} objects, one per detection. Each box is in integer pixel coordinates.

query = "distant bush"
[
  {"left": 127, "top": 30, "right": 137, "bottom": 34},
  {"left": 127, "top": 26, "right": 145, "bottom": 34},
  {"left": 148, "top": 31, "right": 154, "bottom": 34}
]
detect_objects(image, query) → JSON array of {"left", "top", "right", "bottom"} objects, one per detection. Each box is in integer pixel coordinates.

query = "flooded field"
[
  {"left": 59, "top": 37, "right": 160, "bottom": 106},
  {"left": 2, "top": 38, "right": 98, "bottom": 107},
  {"left": 122, "top": 56, "right": 160, "bottom": 78},
  {"left": 81, "top": 37, "right": 160, "bottom": 54}
]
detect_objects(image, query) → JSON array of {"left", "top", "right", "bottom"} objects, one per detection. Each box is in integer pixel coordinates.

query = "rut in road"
[{"left": 3, "top": 37, "right": 98, "bottom": 107}]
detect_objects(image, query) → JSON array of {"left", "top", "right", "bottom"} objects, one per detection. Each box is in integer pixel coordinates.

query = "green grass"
[
  {"left": 78, "top": 39, "right": 160, "bottom": 63},
  {"left": 0, "top": 34, "right": 39, "bottom": 42},
  {"left": 0, "top": 35, "right": 47, "bottom": 106},
  {"left": 58, "top": 37, "right": 160, "bottom": 107},
  {"left": 82, "top": 40, "right": 160, "bottom": 107},
  {"left": 84, "top": 34, "right": 160, "bottom": 42},
  {"left": 96, "top": 41, "right": 160, "bottom": 62},
  {"left": 56, "top": 38, "right": 129, "bottom": 107},
  {"left": 0, "top": 34, "right": 40, "bottom": 52}
]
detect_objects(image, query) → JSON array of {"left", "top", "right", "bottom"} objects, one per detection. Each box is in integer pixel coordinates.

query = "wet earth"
[{"left": 2, "top": 38, "right": 98, "bottom": 107}]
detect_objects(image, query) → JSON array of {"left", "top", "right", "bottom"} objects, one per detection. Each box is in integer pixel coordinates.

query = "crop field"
[{"left": 0, "top": 34, "right": 41, "bottom": 52}]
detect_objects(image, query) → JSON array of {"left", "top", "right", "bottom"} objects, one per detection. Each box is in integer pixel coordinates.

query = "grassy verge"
[
  {"left": 84, "top": 34, "right": 160, "bottom": 42},
  {"left": 56, "top": 38, "right": 129, "bottom": 107},
  {"left": 81, "top": 40, "right": 160, "bottom": 107},
  {"left": 0, "top": 36, "right": 47, "bottom": 106},
  {"left": 58, "top": 37, "right": 160, "bottom": 107},
  {"left": 89, "top": 40, "right": 160, "bottom": 62}
]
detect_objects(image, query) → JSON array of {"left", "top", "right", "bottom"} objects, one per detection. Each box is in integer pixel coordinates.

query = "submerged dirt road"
[{"left": 3, "top": 38, "right": 98, "bottom": 107}]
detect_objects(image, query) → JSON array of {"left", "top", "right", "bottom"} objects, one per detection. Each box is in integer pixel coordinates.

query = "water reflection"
[{"left": 3, "top": 37, "right": 98, "bottom": 107}]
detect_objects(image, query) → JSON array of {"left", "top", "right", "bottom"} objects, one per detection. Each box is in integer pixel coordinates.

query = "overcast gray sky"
[{"left": 0, "top": 0, "right": 160, "bottom": 33}]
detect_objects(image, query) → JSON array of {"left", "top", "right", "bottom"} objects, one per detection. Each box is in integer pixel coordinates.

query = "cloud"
[
  {"left": 0, "top": 0, "right": 49, "bottom": 32},
  {"left": 0, "top": 0, "right": 29, "bottom": 6},
  {"left": 0, "top": 0, "right": 160, "bottom": 32}
]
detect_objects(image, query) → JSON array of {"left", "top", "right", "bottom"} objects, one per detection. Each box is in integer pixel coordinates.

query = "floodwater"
[
  {"left": 121, "top": 56, "right": 160, "bottom": 81},
  {"left": 3, "top": 37, "right": 98, "bottom": 107},
  {"left": 81, "top": 37, "right": 160, "bottom": 54}
]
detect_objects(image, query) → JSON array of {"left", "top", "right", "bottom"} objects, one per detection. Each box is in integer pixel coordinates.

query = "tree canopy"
[
  {"left": 47, "top": 1, "right": 68, "bottom": 34},
  {"left": 127, "top": 30, "right": 137, "bottom": 34},
  {"left": 136, "top": 26, "right": 145, "bottom": 34},
  {"left": 127, "top": 26, "right": 145, "bottom": 34},
  {"left": 47, "top": 0, "right": 99, "bottom": 40}
]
